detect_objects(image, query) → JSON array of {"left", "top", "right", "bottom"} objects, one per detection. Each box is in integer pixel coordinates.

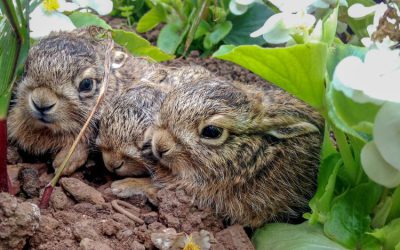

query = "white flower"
[
  {"left": 348, "top": 2, "right": 399, "bottom": 48},
  {"left": 30, "top": 0, "right": 79, "bottom": 39},
  {"left": 311, "top": 0, "right": 347, "bottom": 9},
  {"left": 361, "top": 102, "right": 400, "bottom": 188},
  {"left": 332, "top": 48, "right": 400, "bottom": 104},
  {"left": 73, "top": 0, "right": 113, "bottom": 16},
  {"left": 229, "top": 0, "right": 256, "bottom": 15},
  {"left": 268, "top": 0, "right": 315, "bottom": 13},
  {"left": 250, "top": 12, "right": 316, "bottom": 44}
]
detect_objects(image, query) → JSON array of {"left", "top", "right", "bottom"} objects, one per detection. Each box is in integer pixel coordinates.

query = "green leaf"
[
  {"left": 322, "top": 6, "right": 338, "bottom": 45},
  {"left": 136, "top": 6, "right": 165, "bottom": 33},
  {"left": 252, "top": 222, "right": 346, "bottom": 250},
  {"left": 321, "top": 124, "right": 337, "bottom": 159},
  {"left": 324, "top": 182, "right": 383, "bottom": 249},
  {"left": 327, "top": 87, "right": 380, "bottom": 139},
  {"left": 372, "top": 197, "right": 392, "bottom": 228},
  {"left": 203, "top": 21, "right": 232, "bottom": 50},
  {"left": 309, "top": 153, "right": 342, "bottom": 224},
  {"left": 224, "top": 3, "right": 274, "bottom": 45},
  {"left": 326, "top": 44, "right": 367, "bottom": 82},
  {"left": 370, "top": 218, "right": 400, "bottom": 250},
  {"left": 388, "top": 186, "right": 400, "bottom": 222},
  {"left": 157, "top": 22, "right": 187, "bottom": 54},
  {"left": 194, "top": 20, "right": 210, "bottom": 40},
  {"left": 213, "top": 43, "right": 327, "bottom": 110},
  {"left": 346, "top": 0, "right": 375, "bottom": 39},
  {"left": 69, "top": 12, "right": 111, "bottom": 29},
  {"left": 112, "top": 29, "right": 174, "bottom": 62}
]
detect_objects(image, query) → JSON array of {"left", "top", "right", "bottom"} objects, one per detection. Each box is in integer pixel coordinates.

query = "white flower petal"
[
  {"left": 348, "top": 3, "right": 378, "bottom": 19},
  {"left": 262, "top": 29, "right": 291, "bottom": 44},
  {"left": 229, "top": 0, "right": 248, "bottom": 15},
  {"left": 361, "top": 141, "right": 400, "bottom": 188},
  {"left": 74, "top": 0, "right": 113, "bottom": 15},
  {"left": 236, "top": 0, "right": 255, "bottom": 5},
  {"left": 309, "top": 19, "right": 323, "bottom": 41},
  {"left": 57, "top": 0, "right": 79, "bottom": 11},
  {"left": 250, "top": 13, "right": 286, "bottom": 37},
  {"left": 30, "top": 5, "right": 76, "bottom": 39},
  {"left": 269, "top": 0, "right": 314, "bottom": 13},
  {"left": 332, "top": 56, "right": 380, "bottom": 104},
  {"left": 337, "top": 21, "right": 348, "bottom": 34},
  {"left": 374, "top": 102, "right": 400, "bottom": 170}
]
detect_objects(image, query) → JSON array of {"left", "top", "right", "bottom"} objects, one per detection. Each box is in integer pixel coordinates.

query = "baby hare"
[
  {"left": 7, "top": 27, "right": 156, "bottom": 175},
  {"left": 148, "top": 79, "right": 324, "bottom": 227},
  {"left": 97, "top": 84, "right": 167, "bottom": 177}
]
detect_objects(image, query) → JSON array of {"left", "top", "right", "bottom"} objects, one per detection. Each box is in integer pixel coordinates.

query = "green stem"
[{"left": 331, "top": 123, "right": 358, "bottom": 185}]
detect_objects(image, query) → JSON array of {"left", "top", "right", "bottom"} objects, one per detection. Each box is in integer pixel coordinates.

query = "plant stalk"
[{"left": 39, "top": 37, "right": 114, "bottom": 208}]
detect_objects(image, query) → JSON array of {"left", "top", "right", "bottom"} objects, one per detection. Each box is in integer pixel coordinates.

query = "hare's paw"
[
  {"left": 53, "top": 143, "right": 88, "bottom": 176},
  {"left": 111, "top": 178, "right": 158, "bottom": 203}
]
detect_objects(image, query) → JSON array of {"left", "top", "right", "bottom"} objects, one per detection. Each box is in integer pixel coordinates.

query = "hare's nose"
[
  {"left": 109, "top": 161, "right": 124, "bottom": 171},
  {"left": 151, "top": 129, "right": 175, "bottom": 160},
  {"left": 31, "top": 99, "right": 56, "bottom": 113}
]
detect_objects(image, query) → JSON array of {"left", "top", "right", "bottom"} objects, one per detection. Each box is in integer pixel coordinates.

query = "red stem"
[
  {"left": 0, "top": 119, "right": 9, "bottom": 193},
  {"left": 39, "top": 185, "right": 53, "bottom": 209}
]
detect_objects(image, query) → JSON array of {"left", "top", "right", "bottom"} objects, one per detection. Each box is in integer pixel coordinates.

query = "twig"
[
  {"left": 111, "top": 200, "right": 144, "bottom": 224},
  {"left": 39, "top": 35, "right": 114, "bottom": 208}
]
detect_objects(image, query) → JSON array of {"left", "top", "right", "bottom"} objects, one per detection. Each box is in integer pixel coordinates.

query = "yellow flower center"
[
  {"left": 183, "top": 236, "right": 201, "bottom": 250},
  {"left": 43, "top": 0, "right": 60, "bottom": 12}
]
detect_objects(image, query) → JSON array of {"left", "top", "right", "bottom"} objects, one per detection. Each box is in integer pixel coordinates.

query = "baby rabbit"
[
  {"left": 97, "top": 83, "right": 167, "bottom": 177},
  {"left": 7, "top": 27, "right": 157, "bottom": 175},
  {"left": 148, "top": 79, "right": 324, "bottom": 227}
]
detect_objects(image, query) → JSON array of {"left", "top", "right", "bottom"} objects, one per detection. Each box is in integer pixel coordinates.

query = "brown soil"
[{"left": 0, "top": 17, "right": 271, "bottom": 250}]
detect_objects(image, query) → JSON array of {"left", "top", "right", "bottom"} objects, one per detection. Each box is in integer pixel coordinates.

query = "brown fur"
[
  {"left": 97, "top": 84, "right": 167, "bottom": 176},
  {"left": 7, "top": 27, "right": 158, "bottom": 175},
  {"left": 149, "top": 79, "right": 324, "bottom": 227}
]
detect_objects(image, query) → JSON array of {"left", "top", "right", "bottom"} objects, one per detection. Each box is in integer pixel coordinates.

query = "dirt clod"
[
  {"left": 60, "top": 177, "right": 105, "bottom": 204},
  {"left": 80, "top": 238, "right": 113, "bottom": 250},
  {"left": 0, "top": 192, "right": 40, "bottom": 250},
  {"left": 215, "top": 225, "right": 255, "bottom": 250}
]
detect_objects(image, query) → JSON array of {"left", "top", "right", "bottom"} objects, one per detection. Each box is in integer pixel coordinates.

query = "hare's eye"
[
  {"left": 79, "top": 78, "right": 94, "bottom": 92},
  {"left": 201, "top": 125, "right": 223, "bottom": 139}
]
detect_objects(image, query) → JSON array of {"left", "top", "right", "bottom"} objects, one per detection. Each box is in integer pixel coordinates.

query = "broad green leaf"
[
  {"left": 326, "top": 43, "right": 374, "bottom": 140},
  {"left": 324, "top": 182, "right": 383, "bottom": 249},
  {"left": 322, "top": 6, "right": 338, "bottom": 45},
  {"left": 203, "top": 21, "right": 232, "bottom": 50},
  {"left": 370, "top": 218, "right": 400, "bottom": 250},
  {"left": 326, "top": 44, "right": 367, "bottom": 82},
  {"left": 69, "top": 12, "right": 111, "bottom": 29},
  {"left": 213, "top": 43, "right": 327, "bottom": 109},
  {"left": 360, "top": 234, "right": 383, "bottom": 250},
  {"left": 252, "top": 222, "right": 346, "bottom": 250},
  {"left": 136, "top": 6, "right": 165, "bottom": 33},
  {"left": 346, "top": 0, "right": 375, "bottom": 39},
  {"left": 157, "top": 22, "right": 186, "bottom": 54},
  {"left": 327, "top": 87, "right": 379, "bottom": 139},
  {"left": 224, "top": 3, "right": 274, "bottom": 45},
  {"left": 309, "top": 153, "right": 342, "bottom": 224},
  {"left": 112, "top": 29, "right": 174, "bottom": 62}
]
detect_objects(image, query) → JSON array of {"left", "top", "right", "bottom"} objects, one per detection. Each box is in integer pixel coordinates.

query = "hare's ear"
[
  {"left": 266, "top": 121, "right": 320, "bottom": 139},
  {"left": 111, "top": 50, "right": 128, "bottom": 69}
]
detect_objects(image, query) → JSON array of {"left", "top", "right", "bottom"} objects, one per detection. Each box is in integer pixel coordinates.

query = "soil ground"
[{"left": 1, "top": 17, "right": 270, "bottom": 250}]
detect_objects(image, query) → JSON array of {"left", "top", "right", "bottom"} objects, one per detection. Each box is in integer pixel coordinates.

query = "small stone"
[
  {"left": 148, "top": 221, "right": 166, "bottom": 232},
  {"left": 50, "top": 187, "right": 75, "bottom": 210},
  {"left": 142, "top": 211, "right": 158, "bottom": 224},
  {"left": 215, "top": 225, "right": 254, "bottom": 250},
  {"left": 72, "top": 220, "right": 99, "bottom": 241},
  {"left": 0, "top": 192, "right": 40, "bottom": 249},
  {"left": 116, "top": 229, "right": 133, "bottom": 240},
  {"left": 163, "top": 213, "right": 180, "bottom": 228},
  {"left": 60, "top": 177, "right": 105, "bottom": 204},
  {"left": 130, "top": 241, "right": 146, "bottom": 250},
  {"left": 80, "top": 238, "right": 112, "bottom": 250},
  {"left": 39, "top": 215, "right": 59, "bottom": 231}
]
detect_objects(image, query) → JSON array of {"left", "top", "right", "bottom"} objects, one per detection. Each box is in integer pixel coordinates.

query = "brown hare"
[
  {"left": 146, "top": 78, "right": 324, "bottom": 227},
  {"left": 7, "top": 27, "right": 158, "bottom": 175}
]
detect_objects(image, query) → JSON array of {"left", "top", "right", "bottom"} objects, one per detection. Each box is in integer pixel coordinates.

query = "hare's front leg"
[
  {"left": 111, "top": 177, "right": 159, "bottom": 204},
  {"left": 53, "top": 142, "right": 89, "bottom": 176}
]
